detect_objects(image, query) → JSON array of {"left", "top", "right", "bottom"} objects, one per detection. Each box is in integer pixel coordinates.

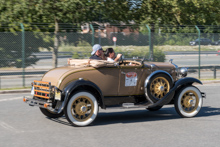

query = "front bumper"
[
  {"left": 201, "top": 92, "right": 206, "bottom": 98},
  {"left": 23, "top": 97, "right": 52, "bottom": 108}
]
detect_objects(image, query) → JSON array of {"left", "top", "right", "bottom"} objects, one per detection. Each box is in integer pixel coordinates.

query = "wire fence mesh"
[{"left": 0, "top": 24, "right": 220, "bottom": 89}]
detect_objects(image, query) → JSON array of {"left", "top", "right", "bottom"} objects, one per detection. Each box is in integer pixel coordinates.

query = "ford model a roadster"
[{"left": 23, "top": 59, "right": 205, "bottom": 127}]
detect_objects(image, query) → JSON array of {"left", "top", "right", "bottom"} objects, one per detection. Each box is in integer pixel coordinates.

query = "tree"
[
  {"left": 136, "top": 0, "right": 220, "bottom": 60},
  {"left": 0, "top": 0, "right": 138, "bottom": 67}
]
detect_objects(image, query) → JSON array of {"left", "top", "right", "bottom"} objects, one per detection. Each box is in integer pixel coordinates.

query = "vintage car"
[{"left": 23, "top": 58, "right": 205, "bottom": 127}]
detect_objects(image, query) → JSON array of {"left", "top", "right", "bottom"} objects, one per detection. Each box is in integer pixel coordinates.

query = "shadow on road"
[{"left": 46, "top": 106, "right": 220, "bottom": 127}]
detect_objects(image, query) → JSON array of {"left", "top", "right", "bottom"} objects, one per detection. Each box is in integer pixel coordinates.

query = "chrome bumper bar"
[
  {"left": 201, "top": 92, "right": 206, "bottom": 98},
  {"left": 23, "top": 97, "right": 52, "bottom": 108}
]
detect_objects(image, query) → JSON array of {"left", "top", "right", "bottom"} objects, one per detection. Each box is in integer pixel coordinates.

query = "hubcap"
[
  {"left": 81, "top": 106, "right": 87, "bottom": 112},
  {"left": 71, "top": 96, "right": 94, "bottom": 122},
  {"left": 150, "top": 77, "right": 170, "bottom": 99},
  {"left": 181, "top": 90, "right": 199, "bottom": 113}
]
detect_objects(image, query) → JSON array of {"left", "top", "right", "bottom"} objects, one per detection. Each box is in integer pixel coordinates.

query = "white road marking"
[
  {"left": 0, "top": 97, "right": 22, "bottom": 102},
  {"left": 0, "top": 121, "right": 24, "bottom": 133}
]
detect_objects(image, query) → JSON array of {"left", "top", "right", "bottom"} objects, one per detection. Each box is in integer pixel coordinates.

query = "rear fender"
[
  {"left": 144, "top": 70, "right": 174, "bottom": 104},
  {"left": 57, "top": 79, "right": 104, "bottom": 113}
]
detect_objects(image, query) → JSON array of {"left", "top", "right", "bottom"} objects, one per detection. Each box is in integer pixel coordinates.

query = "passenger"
[
  {"left": 90, "top": 44, "right": 106, "bottom": 60},
  {"left": 105, "top": 48, "right": 122, "bottom": 62}
]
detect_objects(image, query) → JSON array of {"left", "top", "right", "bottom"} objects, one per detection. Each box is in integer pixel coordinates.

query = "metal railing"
[{"left": 0, "top": 24, "right": 219, "bottom": 89}]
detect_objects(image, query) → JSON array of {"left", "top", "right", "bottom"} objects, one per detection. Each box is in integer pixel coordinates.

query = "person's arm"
[{"left": 114, "top": 54, "right": 122, "bottom": 61}]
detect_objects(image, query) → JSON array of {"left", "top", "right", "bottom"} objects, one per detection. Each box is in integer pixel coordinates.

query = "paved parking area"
[{"left": 0, "top": 84, "right": 219, "bottom": 147}]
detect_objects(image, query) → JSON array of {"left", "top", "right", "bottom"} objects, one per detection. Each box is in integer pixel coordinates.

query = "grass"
[{"left": 57, "top": 44, "right": 220, "bottom": 53}]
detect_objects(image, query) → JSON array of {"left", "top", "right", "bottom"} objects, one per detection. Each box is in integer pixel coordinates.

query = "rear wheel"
[
  {"left": 64, "top": 91, "right": 98, "bottom": 127},
  {"left": 147, "top": 106, "right": 163, "bottom": 111},
  {"left": 40, "top": 108, "right": 64, "bottom": 118},
  {"left": 174, "top": 86, "right": 203, "bottom": 118}
]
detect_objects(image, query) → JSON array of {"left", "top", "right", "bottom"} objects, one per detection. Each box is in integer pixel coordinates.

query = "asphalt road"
[
  {"left": 165, "top": 54, "right": 220, "bottom": 66},
  {"left": 0, "top": 83, "right": 220, "bottom": 147}
]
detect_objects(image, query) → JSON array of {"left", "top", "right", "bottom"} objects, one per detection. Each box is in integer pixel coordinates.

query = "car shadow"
[
  {"left": 95, "top": 106, "right": 220, "bottom": 126},
  {"left": 46, "top": 106, "right": 220, "bottom": 127}
]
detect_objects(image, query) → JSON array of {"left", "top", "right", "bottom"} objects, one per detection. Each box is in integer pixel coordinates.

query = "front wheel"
[
  {"left": 174, "top": 86, "right": 203, "bottom": 118},
  {"left": 64, "top": 91, "right": 99, "bottom": 127}
]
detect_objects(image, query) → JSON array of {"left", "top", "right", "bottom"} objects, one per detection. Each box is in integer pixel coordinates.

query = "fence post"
[
  {"left": 20, "top": 23, "right": 25, "bottom": 87},
  {"left": 146, "top": 25, "right": 151, "bottom": 60},
  {"left": 89, "top": 24, "right": 94, "bottom": 46},
  {"left": 214, "top": 66, "right": 216, "bottom": 79},
  {"left": 195, "top": 26, "right": 201, "bottom": 79}
]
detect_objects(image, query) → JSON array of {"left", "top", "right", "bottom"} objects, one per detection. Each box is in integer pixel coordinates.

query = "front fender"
[
  {"left": 148, "top": 77, "right": 202, "bottom": 107},
  {"left": 144, "top": 70, "right": 174, "bottom": 88},
  {"left": 57, "top": 79, "right": 105, "bottom": 113},
  {"left": 174, "top": 77, "right": 202, "bottom": 89}
]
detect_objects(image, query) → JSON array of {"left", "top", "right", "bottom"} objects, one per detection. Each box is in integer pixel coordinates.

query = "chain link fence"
[{"left": 0, "top": 24, "right": 219, "bottom": 89}]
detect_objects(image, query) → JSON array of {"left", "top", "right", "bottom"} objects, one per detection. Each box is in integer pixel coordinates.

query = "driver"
[
  {"left": 90, "top": 44, "right": 106, "bottom": 60},
  {"left": 105, "top": 48, "right": 122, "bottom": 62}
]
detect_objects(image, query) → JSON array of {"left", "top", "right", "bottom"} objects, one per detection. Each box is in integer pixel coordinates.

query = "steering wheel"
[{"left": 118, "top": 54, "right": 124, "bottom": 65}]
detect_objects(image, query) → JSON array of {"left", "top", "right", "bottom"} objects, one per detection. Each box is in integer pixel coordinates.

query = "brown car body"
[
  {"left": 23, "top": 59, "right": 205, "bottom": 127},
  {"left": 42, "top": 59, "right": 176, "bottom": 97}
]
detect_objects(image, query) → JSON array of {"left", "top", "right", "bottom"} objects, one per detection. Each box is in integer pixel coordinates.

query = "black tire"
[
  {"left": 146, "top": 74, "right": 173, "bottom": 103},
  {"left": 39, "top": 108, "right": 64, "bottom": 118},
  {"left": 147, "top": 106, "right": 163, "bottom": 111},
  {"left": 64, "top": 91, "right": 99, "bottom": 127},
  {"left": 174, "top": 86, "right": 203, "bottom": 118}
]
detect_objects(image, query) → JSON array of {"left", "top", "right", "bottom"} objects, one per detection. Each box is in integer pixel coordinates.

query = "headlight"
[
  {"left": 54, "top": 87, "right": 62, "bottom": 101},
  {"left": 179, "top": 67, "right": 188, "bottom": 77}
]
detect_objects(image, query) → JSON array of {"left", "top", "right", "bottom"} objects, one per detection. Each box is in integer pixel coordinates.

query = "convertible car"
[{"left": 23, "top": 58, "right": 205, "bottom": 127}]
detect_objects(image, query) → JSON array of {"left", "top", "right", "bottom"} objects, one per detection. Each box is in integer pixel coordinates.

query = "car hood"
[{"left": 144, "top": 62, "right": 175, "bottom": 69}]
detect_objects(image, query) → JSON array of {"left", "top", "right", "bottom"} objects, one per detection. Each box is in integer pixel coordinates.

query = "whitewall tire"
[
  {"left": 174, "top": 86, "right": 203, "bottom": 118},
  {"left": 64, "top": 91, "right": 98, "bottom": 127}
]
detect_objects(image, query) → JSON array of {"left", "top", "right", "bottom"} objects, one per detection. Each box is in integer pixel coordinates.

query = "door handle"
[{"left": 121, "top": 72, "right": 126, "bottom": 75}]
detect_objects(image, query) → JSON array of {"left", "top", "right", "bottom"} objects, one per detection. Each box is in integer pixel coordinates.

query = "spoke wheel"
[
  {"left": 150, "top": 77, "right": 170, "bottom": 99},
  {"left": 64, "top": 91, "right": 98, "bottom": 127},
  {"left": 175, "top": 86, "right": 202, "bottom": 118},
  {"left": 71, "top": 96, "right": 94, "bottom": 122},
  {"left": 180, "top": 90, "right": 199, "bottom": 113},
  {"left": 146, "top": 74, "right": 173, "bottom": 103}
]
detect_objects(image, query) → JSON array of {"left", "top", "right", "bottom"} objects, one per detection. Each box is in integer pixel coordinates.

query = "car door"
[
  {"left": 94, "top": 64, "right": 120, "bottom": 96},
  {"left": 118, "top": 64, "right": 144, "bottom": 96}
]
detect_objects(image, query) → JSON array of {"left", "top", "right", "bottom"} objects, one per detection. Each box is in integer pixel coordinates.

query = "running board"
[{"left": 122, "top": 102, "right": 152, "bottom": 108}]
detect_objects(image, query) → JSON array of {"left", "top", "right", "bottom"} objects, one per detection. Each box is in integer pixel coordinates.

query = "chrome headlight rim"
[{"left": 179, "top": 67, "right": 188, "bottom": 77}]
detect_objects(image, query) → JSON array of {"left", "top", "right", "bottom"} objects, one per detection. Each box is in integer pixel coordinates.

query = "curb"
[{"left": 0, "top": 89, "right": 30, "bottom": 94}]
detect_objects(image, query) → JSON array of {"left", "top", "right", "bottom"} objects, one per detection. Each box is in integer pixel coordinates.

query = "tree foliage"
[
  {"left": 137, "top": 0, "right": 220, "bottom": 25},
  {"left": 0, "top": 0, "right": 219, "bottom": 67}
]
